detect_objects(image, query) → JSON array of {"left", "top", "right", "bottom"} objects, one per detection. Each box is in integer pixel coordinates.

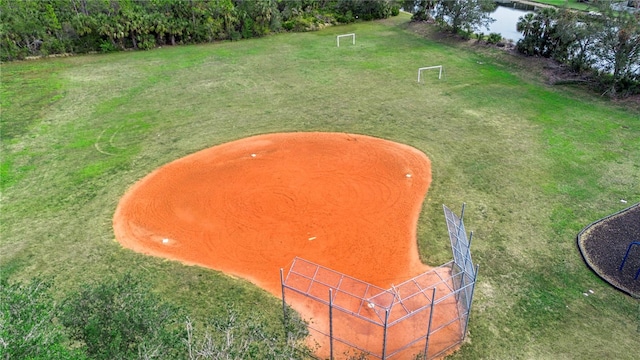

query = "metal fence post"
[
  {"left": 464, "top": 231, "right": 473, "bottom": 274},
  {"left": 329, "top": 288, "right": 334, "bottom": 360},
  {"left": 462, "top": 265, "right": 480, "bottom": 340},
  {"left": 423, "top": 288, "right": 437, "bottom": 359},
  {"left": 457, "top": 262, "right": 466, "bottom": 306},
  {"left": 382, "top": 309, "right": 390, "bottom": 360},
  {"left": 280, "top": 268, "right": 287, "bottom": 326}
]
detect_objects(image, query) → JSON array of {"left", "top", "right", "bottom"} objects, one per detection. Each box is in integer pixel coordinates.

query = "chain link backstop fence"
[{"left": 280, "top": 204, "right": 477, "bottom": 359}]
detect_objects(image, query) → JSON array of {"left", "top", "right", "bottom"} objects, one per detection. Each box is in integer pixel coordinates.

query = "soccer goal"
[
  {"left": 337, "top": 33, "right": 355, "bottom": 47},
  {"left": 417, "top": 65, "right": 443, "bottom": 82}
]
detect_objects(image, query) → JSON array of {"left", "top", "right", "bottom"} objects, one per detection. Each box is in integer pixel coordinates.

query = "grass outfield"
[{"left": 2, "top": 13, "right": 639, "bottom": 359}]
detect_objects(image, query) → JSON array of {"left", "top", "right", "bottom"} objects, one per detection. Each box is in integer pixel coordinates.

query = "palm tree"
[
  {"left": 516, "top": 12, "right": 535, "bottom": 38},
  {"left": 537, "top": 8, "right": 556, "bottom": 37}
]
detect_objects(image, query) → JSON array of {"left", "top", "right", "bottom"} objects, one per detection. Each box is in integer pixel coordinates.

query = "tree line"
[
  {"left": 3, "top": 0, "right": 637, "bottom": 97},
  {"left": 0, "top": 0, "right": 399, "bottom": 61},
  {"left": 515, "top": 3, "right": 640, "bottom": 98},
  {"left": 403, "top": 0, "right": 640, "bottom": 98}
]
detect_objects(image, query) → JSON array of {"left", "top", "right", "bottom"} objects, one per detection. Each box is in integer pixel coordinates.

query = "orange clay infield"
[{"left": 113, "top": 132, "right": 461, "bottom": 359}]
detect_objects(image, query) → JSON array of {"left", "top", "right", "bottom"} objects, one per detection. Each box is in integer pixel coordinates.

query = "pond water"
[
  {"left": 485, "top": 3, "right": 535, "bottom": 42},
  {"left": 412, "top": 1, "right": 538, "bottom": 42}
]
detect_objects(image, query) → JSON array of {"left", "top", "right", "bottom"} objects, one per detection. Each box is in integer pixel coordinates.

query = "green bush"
[
  {"left": 458, "top": 29, "right": 473, "bottom": 40},
  {"left": 283, "top": 16, "right": 316, "bottom": 32},
  {"left": 60, "top": 273, "right": 185, "bottom": 360},
  {"left": 230, "top": 30, "right": 242, "bottom": 41},
  {"left": 241, "top": 17, "right": 254, "bottom": 39},
  {"left": 487, "top": 32, "right": 503, "bottom": 44},
  {"left": 99, "top": 40, "right": 117, "bottom": 53},
  {"left": 137, "top": 34, "right": 156, "bottom": 50},
  {"left": 0, "top": 278, "right": 87, "bottom": 359},
  {"left": 336, "top": 10, "right": 355, "bottom": 24},
  {"left": 282, "top": 19, "right": 294, "bottom": 31}
]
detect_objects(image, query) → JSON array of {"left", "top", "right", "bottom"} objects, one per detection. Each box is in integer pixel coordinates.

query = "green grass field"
[
  {"left": 529, "top": 0, "right": 593, "bottom": 11},
  {"left": 2, "top": 13, "right": 639, "bottom": 359}
]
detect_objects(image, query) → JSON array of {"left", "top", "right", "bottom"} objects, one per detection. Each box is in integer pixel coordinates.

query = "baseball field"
[{"left": 2, "top": 13, "right": 638, "bottom": 359}]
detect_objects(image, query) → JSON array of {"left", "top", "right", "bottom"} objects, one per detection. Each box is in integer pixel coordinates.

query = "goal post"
[
  {"left": 417, "top": 65, "right": 443, "bottom": 82},
  {"left": 337, "top": 33, "right": 355, "bottom": 47}
]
